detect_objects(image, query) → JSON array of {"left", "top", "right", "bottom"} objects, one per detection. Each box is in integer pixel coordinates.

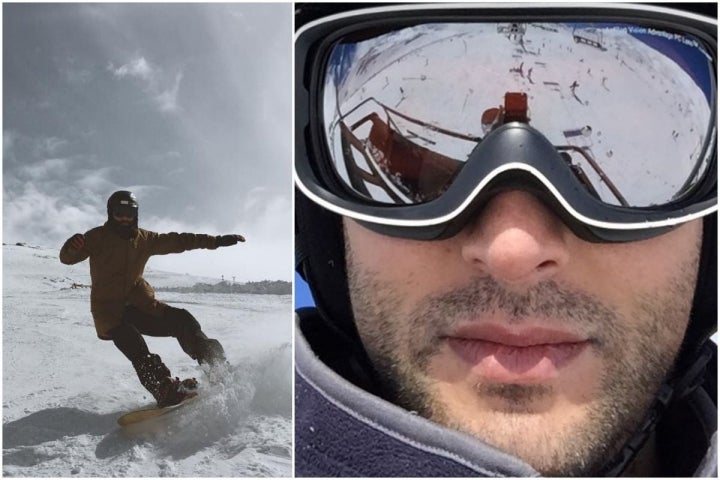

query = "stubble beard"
[{"left": 346, "top": 247, "right": 697, "bottom": 476}]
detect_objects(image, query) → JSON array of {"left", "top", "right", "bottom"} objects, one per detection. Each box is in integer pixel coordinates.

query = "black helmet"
[
  {"left": 107, "top": 190, "right": 138, "bottom": 214},
  {"left": 107, "top": 190, "right": 139, "bottom": 231}
]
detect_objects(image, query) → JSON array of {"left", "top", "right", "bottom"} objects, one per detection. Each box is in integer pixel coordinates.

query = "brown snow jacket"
[{"left": 59, "top": 222, "right": 220, "bottom": 339}]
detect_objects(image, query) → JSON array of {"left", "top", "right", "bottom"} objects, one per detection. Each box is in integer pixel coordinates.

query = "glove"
[
  {"left": 216, "top": 234, "right": 246, "bottom": 247},
  {"left": 69, "top": 233, "right": 85, "bottom": 251}
]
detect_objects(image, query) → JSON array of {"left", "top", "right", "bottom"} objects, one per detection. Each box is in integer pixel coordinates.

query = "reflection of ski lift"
[
  {"left": 572, "top": 28, "right": 607, "bottom": 51},
  {"left": 481, "top": 92, "right": 530, "bottom": 135},
  {"left": 560, "top": 153, "right": 603, "bottom": 201},
  {"left": 336, "top": 98, "right": 477, "bottom": 203},
  {"left": 557, "top": 145, "right": 628, "bottom": 206},
  {"left": 481, "top": 107, "right": 502, "bottom": 135}
]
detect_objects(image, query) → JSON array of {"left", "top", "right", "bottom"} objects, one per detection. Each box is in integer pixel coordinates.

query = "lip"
[{"left": 443, "top": 324, "right": 591, "bottom": 383}]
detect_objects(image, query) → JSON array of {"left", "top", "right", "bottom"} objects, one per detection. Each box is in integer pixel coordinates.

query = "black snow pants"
[{"left": 108, "top": 305, "right": 225, "bottom": 400}]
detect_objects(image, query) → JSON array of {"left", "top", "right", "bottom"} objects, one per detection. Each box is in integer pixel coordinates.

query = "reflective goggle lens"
[
  {"left": 322, "top": 22, "right": 715, "bottom": 209},
  {"left": 113, "top": 205, "right": 137, "bottom": 219}
]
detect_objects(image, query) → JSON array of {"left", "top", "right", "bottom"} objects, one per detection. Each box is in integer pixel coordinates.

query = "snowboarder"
[{"left": 60, "top": 190, "right": 246, "bottom": 407}]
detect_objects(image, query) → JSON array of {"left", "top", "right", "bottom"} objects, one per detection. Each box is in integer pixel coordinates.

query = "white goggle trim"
[{"left": 294, "top": 160, "right": 718, "bottom": 231}]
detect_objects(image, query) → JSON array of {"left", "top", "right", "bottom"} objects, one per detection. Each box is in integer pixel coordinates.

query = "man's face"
[
  {"left": 344, "top": 190, "right": 702, "bottom": 476},
  {"left": 112, "top": 207, "right": 136, "bottom": 227}
]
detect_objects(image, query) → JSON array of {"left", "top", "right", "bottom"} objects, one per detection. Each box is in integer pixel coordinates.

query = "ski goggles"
[
  {"left": 295, "top": 3, "right": 718, "bottom": 241},
  {"left": 112, "top": 204, "right": 137, "bottom": 219}
]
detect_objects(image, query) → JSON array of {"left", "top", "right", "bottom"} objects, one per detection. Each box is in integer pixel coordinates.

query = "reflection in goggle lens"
[
  {"left": 323, "top": 22, "right": 714, "bottom": 208},
  {"left": 113, "top": 205, "right": 137, "bottom": 218}
]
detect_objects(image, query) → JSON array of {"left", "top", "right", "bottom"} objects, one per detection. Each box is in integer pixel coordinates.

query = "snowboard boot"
[
  {"left": 180, "top": 377, "right": 199, "bottom": 391},
  {"left": 156, "top": 377, "right": 198, "bottom": 408},
  {"left": 132, "top": 353, "right": 198, "bottom": 407}
]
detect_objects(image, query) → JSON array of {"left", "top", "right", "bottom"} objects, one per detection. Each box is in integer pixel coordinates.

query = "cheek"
[
  {"left": 578, "top": 222, "right": 701, "bottom": 331},
  {"left": 344, "top": 220, "right": 409, "bottom": 269},
  {"left": 344, "top": 220, "right": 462, "bottom": 305}
]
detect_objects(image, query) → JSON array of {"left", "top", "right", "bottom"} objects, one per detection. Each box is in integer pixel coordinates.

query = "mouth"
[{"left": 442, "top": 324, "right": 592, "bottom": 384}]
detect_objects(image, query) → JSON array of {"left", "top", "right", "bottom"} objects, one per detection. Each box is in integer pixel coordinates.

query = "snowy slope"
[{"left": 2, "top": 243, "right": 292, "bottom": 477}]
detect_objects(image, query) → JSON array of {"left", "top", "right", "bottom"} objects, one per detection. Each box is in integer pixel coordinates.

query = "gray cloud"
[{"left": 108, "top": 56, "right": 184, "bottom": 113}]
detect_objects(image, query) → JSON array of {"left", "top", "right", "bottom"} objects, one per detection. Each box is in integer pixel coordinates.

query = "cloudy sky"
[{"left": 4, "top": 3, "right": 292, "bottom": 281}]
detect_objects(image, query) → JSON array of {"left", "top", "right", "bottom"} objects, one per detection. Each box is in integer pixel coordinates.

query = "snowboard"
[{"left": 117, "top": 392, "right": 199, "bottom": 427}]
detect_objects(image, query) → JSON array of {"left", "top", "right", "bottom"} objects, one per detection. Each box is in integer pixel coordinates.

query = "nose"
[{"left": 460, "top": 190, "right": 571, "bottom": 286}]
